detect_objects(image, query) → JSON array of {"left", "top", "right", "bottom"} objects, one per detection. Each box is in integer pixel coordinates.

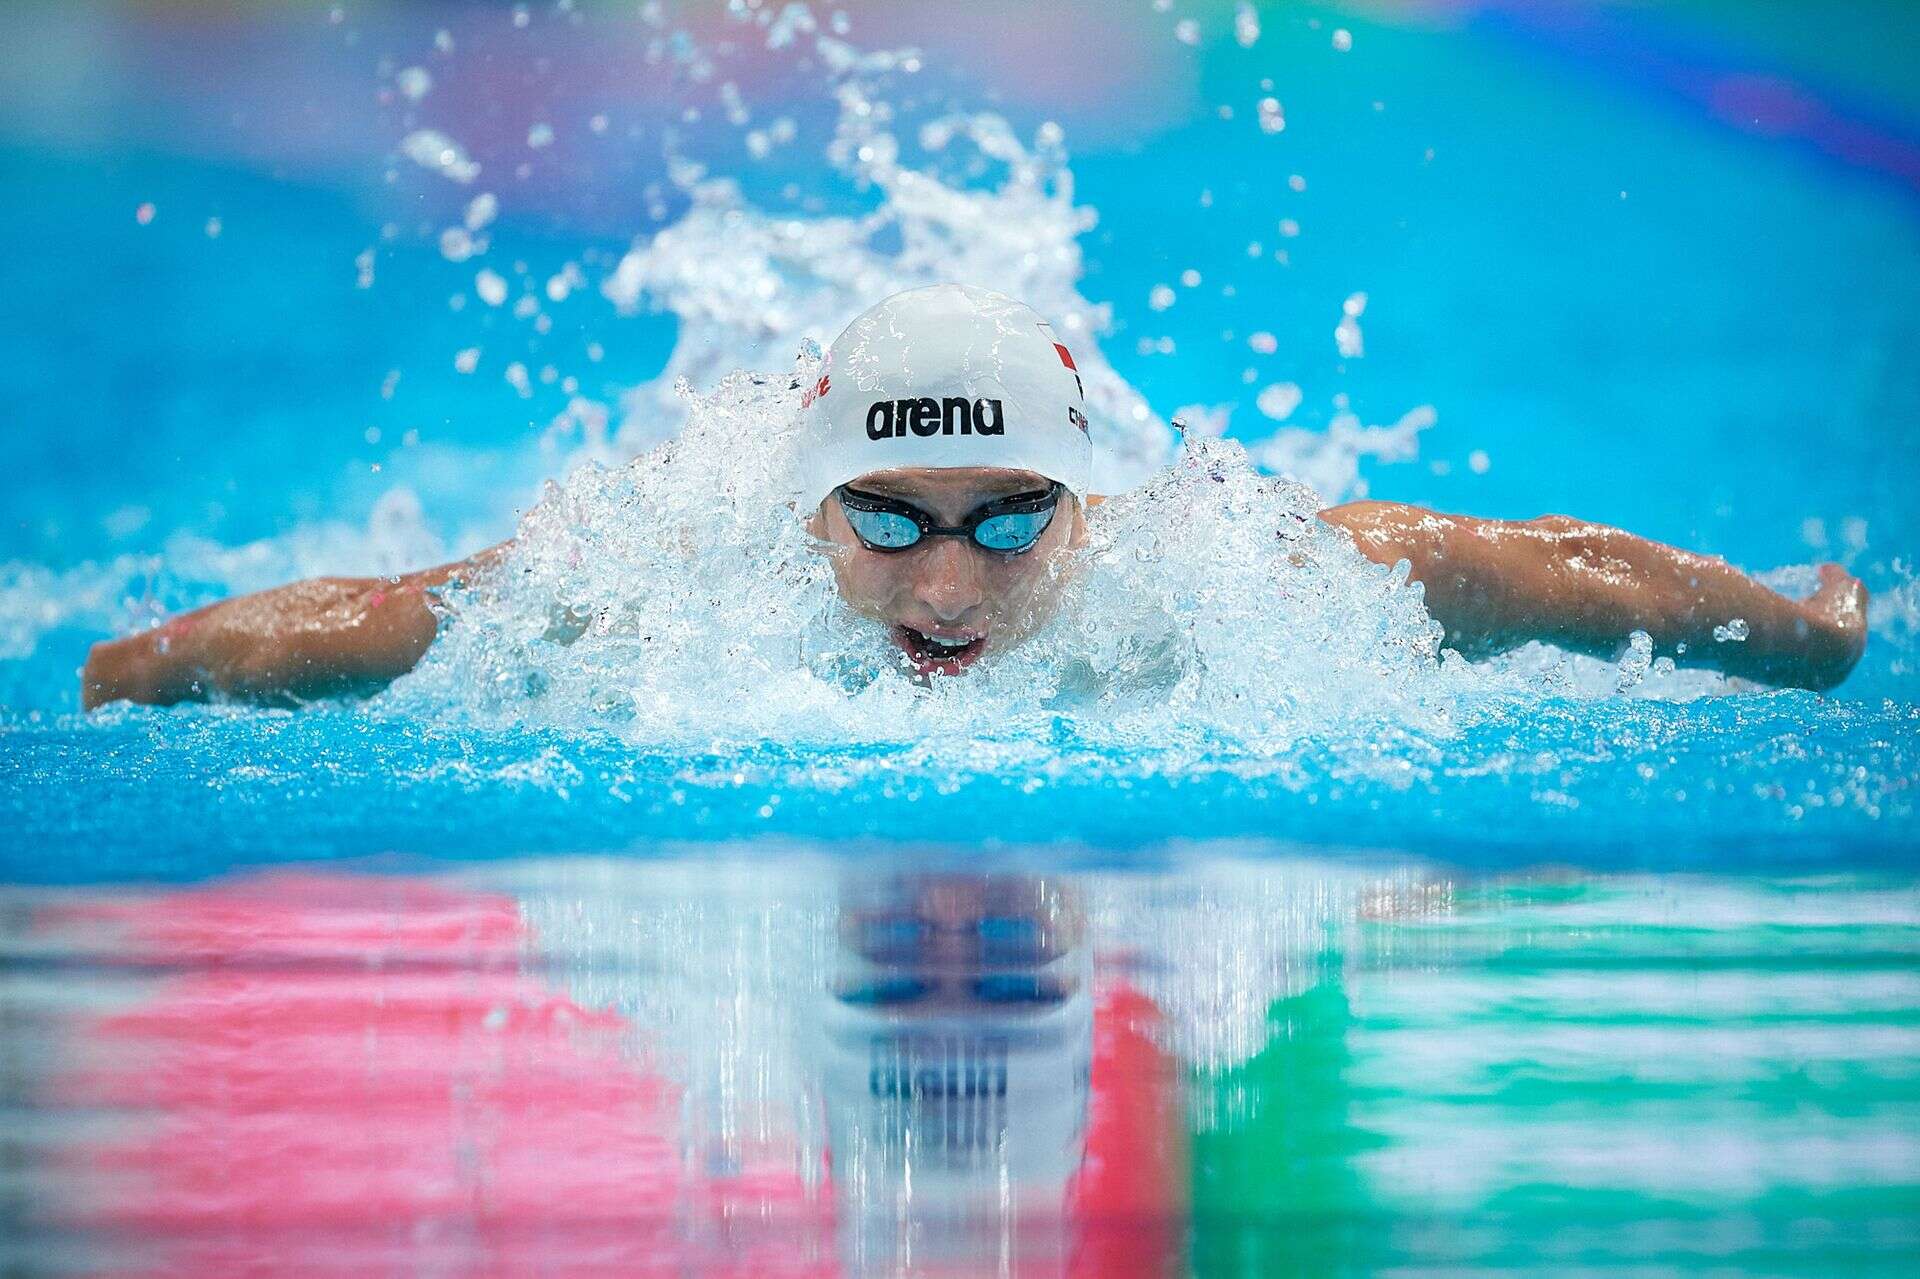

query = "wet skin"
[
  {"left": 804, "top": 467, "right": 1088, "bottom": 677},
  {"left": 80, "top": 474, "right": 1868, "bottom": 707}
]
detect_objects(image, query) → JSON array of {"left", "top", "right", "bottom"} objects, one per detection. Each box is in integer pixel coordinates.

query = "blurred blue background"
[{"left": 4, "top": 0, "right": 1915, "bottom": 576}]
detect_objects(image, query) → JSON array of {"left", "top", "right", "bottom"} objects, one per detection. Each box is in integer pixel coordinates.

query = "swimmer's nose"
[{"left": 912, "top": 537, "right": 985, "bottom": 623}]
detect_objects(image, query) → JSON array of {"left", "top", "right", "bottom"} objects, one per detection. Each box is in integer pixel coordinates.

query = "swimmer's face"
[{"left": 808, "top": 467, "right": 1086, "bottom": 676}]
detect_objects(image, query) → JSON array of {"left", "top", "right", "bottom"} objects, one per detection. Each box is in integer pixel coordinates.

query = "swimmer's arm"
[
  {"left": 1318, "top": 502, "right": 1868, "bottom": 691},
  {"left": 79, "top": 543, "right": 512, "bottom": 710}
]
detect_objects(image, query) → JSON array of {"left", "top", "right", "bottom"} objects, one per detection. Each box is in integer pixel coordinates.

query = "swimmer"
[{"left": 80, "top": 284, "right": 1869, "bottom": 708}]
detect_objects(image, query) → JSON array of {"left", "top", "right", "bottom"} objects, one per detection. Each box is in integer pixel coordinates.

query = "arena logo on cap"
[{"left": 865, "top": 396, "right": 1005, "bottom": 440}]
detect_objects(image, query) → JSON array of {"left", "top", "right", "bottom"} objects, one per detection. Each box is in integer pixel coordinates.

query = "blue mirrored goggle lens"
[
  {"left": 843, "top": 506, "right": 921, "bottom": 548},
  {"left": 972, "top": 508, "right": 1054, "bottom": 551},
  {"left": 971, "top": 974, "right": 1068, "bottom": 1006},
  {"left": 837, "top": 977, "right": 931, "bottom": 1007}
]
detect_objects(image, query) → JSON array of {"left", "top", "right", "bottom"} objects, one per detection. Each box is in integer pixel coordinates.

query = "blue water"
[{"left": 2, "top": 0, "right": 1918, "bottom": 885}]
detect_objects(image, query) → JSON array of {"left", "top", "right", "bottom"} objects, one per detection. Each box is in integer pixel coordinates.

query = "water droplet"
[
  {"left": 476, "top": 269, "right": 508, "bottom": 307},
  {"left": 1233, "top": 2, "right": 1260, "bottom": 47},
  {"left": 396, "top": 66, "right": 432, "bottom": 102},
  {"left": 1256, "top": 383, "right": 1302, "bottom": 421}
]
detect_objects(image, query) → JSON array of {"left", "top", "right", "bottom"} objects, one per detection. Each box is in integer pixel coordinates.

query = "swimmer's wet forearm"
[
  {"left": 1321, "top": 502, "right": 1868, "bottom": 691},
  {"left": 80, "top": 544, "right": 509, "bottom": 709}
]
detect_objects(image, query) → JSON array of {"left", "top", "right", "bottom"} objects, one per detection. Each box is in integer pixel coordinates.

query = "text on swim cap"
[{"left": 865, "top": 397, "right": 1005, "bottom": 440}]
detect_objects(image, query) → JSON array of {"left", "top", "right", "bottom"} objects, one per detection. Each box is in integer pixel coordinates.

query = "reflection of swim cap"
[
  {"left": 796, "top": 284, "right": 1093, "bottom": 513},
  {"left": 818, "top": 987, "right": 1094, "bottom": 1185}
]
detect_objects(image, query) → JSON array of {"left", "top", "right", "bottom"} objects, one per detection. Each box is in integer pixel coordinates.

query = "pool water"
[
  {"left": 2, "top": 0, "right": 1918, "bottom": 1272},
  {"left": 7, "top": 857, "right": 1917, "bottom": 1274}
]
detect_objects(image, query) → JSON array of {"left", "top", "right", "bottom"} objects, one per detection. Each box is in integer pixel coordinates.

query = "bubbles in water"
[
  {"left": 1713, "top": 618, "right": 1751, "bottom": 643},
  {"left": 1257, "top": 98, "right": 1285, "bottom": 134}
]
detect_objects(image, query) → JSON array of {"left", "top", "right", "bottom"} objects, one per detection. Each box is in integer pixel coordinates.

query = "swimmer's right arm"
[{"left": 79, "top": 542, "right": 512, "bottom": 710}]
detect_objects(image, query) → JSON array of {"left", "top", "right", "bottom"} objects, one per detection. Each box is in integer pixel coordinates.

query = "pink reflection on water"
[
  {"left": 45, "top": 873, "right": 833, "bottom": 1277},
  {"left": 34, "top": 873, "right": 1189, "bottom": 1276}
]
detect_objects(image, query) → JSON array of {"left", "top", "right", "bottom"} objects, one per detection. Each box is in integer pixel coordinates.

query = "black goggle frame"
[{"left": 834, "top": 481, "right": 1065, "bottom": 555}]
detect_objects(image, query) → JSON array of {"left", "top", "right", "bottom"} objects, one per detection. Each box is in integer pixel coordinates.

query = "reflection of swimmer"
[
  {"left": 821, "top": 872, "right": 1094, "bottom": 1273},
  {"left": 83, "top": 284, "right": 1868, "bottom": 706}
]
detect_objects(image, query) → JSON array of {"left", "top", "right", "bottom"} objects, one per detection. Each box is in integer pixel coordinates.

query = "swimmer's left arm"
[{"left": 1318, "top": 501, "right": 1868, "bottom": 691}]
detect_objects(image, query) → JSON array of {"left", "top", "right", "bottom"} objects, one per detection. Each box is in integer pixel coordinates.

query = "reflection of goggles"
[
  {"left": 835, "top": 482, "right": 1064, "bottom": 554},
  {"left": 846, "top": 910, "right": 1068, "bottom": 967},
  {"left": 837, "top": 972, "right": 1074, "bottom": 1009}
]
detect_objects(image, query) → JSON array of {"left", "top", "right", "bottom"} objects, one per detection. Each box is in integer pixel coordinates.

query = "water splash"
[
  {"left": 391, "top": 359, "right": 1481, "bottom": 794},
  {"left": 0, "top": 1, "right": 1899, "bottom": 742},
  {"left": 598, "top": 96, "right": 1175, "bottom": 495}
]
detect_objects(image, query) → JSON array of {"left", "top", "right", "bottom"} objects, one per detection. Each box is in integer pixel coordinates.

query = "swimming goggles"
[{"left": 835, "top": 482, "right": 1064, "bottom": 554}]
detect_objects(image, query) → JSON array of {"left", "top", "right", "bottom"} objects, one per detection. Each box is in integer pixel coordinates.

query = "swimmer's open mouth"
[{"left": 893, "top": 625, "right": 987, "bottom": 676}]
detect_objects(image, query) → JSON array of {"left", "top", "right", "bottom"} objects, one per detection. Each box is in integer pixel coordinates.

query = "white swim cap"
[{"left": 796, "top": 284, "right": 1092, "bottom": 513}]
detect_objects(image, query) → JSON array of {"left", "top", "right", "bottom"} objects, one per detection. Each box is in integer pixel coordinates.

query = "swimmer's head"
[{"left": 799, "top": 285, "right": 1093, "bottom": 675}]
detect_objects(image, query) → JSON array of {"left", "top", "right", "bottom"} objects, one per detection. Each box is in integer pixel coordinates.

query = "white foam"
[{"left": 389, "top": 370, "right": 1497, "bottom": 791}]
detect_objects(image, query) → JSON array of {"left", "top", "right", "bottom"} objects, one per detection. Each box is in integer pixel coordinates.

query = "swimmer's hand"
[
  {"left": 80, "top": 543, "right": 511, "bottom": 710},
  {"left": 1320, "top": 503, "right": 1868, "bottom": 692}
]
